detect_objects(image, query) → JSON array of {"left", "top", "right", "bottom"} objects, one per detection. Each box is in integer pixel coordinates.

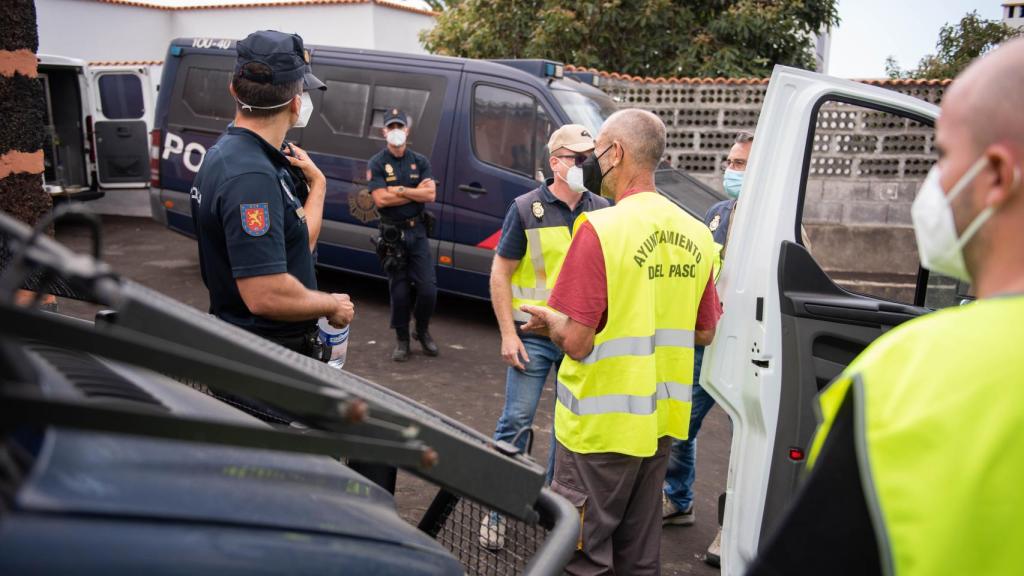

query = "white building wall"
[
  {"left": 36, "top": 0, "right": 435, "bottom": 63},
  {"left": 1004, "top": 3, "right": 1024, "bottom": 30},
  {"left": 37, "top": 0, "right": 172, "bottom": 61}
]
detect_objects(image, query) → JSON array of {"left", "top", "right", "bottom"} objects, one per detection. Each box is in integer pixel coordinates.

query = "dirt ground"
[{"left": 56, "top": 215, "right": 731, "bottom": 576}]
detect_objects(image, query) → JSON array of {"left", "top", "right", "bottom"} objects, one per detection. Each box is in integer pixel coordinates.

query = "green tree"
[
  {"left": 421, "top": 0, "right": 839, "bottom": 77},
  {"left": 886, "top": 11, "right": 1021, "bottom": 79}
]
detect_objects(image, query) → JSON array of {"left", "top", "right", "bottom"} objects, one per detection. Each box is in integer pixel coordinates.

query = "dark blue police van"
[{"left": 150, "top": 38, "right": 723, "bottom": 298}]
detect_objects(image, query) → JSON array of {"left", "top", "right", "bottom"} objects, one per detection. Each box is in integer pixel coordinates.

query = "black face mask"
[{"left": 582, "top": 144, "right": 616, "bottom": 197}]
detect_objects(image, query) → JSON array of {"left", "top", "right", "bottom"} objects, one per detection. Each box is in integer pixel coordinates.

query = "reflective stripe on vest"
[
  {"left": 581, "top": 329, "right": 694, "bottom": 365},
  {"left": 808, "top": 296, "right": 1024, "bottom": 576},
  {"left": 556, "top": 380, "right": 692, "bottom": 416},
  {"left": 555, "top": 192, "right": 717, "bottom": 457}
]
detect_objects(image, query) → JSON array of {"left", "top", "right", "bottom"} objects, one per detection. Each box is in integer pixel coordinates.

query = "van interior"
[{"left": 38, "top": 66, "right": 89, "bottom": 194}]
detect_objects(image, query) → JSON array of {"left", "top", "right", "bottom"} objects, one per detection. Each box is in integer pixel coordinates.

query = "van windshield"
[
  {"left": 551, "top": 88, "right": 618, "bottom": 135},
  {"left": 654, "top": 167, "right": 728, "bottom": 220}
]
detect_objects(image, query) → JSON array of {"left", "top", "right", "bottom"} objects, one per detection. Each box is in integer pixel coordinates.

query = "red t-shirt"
[{"left": 548, "top": 219, "right": 722, "bottom": 333}]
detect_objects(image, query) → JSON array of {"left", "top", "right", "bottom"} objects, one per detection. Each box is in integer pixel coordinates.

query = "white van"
[
  {"left": 707, "top": 65, "right": 964, "bottom": 574},
  {"left": 36, "top": 55, "right": 154, "bottom": 200}
]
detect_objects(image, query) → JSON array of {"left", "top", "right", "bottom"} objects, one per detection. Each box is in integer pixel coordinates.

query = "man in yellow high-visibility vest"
[
  {"left": 748, "top": 38, "right": 1024, "bottom": 576},
  {"left": 522, "top": 109, "right": 722, "bottom": 575}
]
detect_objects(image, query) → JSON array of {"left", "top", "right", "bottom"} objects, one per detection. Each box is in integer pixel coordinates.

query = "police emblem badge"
[
  {"left": 385, "top": 164, "right": 394, "bottom": 174},
  {"left": 531, "top": 201, "right": 545, "bottom": 220},
  {"left": 708, "top": 213, "right": 721, "bottom": 232},
  {"left": 240, "top": 203, "right": 270, "bottom": 236},
  {"left": 348, "top": 188, "right": 380, "bottom": 224}
]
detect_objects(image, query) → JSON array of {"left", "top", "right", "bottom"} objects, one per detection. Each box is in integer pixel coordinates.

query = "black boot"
[
  {"left": 392, "top": 339, "right": 410, "bottom": 362},
  {"left": 415, "top": 330, "right": 439, "bottom": 357}
]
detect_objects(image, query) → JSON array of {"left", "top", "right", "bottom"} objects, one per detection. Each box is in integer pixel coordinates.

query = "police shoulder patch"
[{"left": 240, "top": 203, "right": 270, "bottom": 236}]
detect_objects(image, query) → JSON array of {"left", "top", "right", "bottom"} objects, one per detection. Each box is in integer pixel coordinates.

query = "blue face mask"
[{"left": 723, "top": 169, "right": 744, "bottom": 199}]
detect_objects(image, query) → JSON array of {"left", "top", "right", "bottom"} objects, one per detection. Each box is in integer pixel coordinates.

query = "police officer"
[
  {"left": 191, "top": 30, "right": 354, "bottom": 362},
  {"left": 748, "top": 38, "right": 1024, "bottom": 576},
  {"left": 368, "top": 109, "right": 438, "bottom": 362}
]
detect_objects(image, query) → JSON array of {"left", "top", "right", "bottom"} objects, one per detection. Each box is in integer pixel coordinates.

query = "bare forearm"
[
  {"left": 490, "top": 272, "right": 518, "bottom": 338},
  {"left": 400, "top": 181, "right": 436, "bottom": 203},
  {"left": 304, "top": 176, "right": 326, "bottom": 250},
  {"left": 238, "top": 274, "right": 338, "bottom": 322},
  {"left": 371, "top": 188, "right": 412, "bottom": 208}
]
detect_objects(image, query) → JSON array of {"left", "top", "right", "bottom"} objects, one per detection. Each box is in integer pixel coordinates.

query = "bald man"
[
  {"left": 522, "top": 109, "right": 722, "bottom": 575},
  {"left": 748, "top": 38, "right": 1024, "bottom": 576}
]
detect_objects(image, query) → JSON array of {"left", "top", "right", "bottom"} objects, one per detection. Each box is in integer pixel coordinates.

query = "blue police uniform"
[
  {"left": 367, "top": 144, "right": 437, "bottom": 349},
  {"left": 192, "top": 126, "right": 316, "bottom": 339}
]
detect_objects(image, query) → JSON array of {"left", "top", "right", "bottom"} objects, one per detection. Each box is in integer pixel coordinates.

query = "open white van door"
[
  {"left": 702, "top": 65, "right": 944, "bottom": 575},
  {"left": 88, "top": 65, "right": 154, "bottom": 188}
]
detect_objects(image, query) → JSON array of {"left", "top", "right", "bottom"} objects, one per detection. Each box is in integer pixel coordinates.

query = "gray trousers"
[{"left": 551, "top": 436, "right": 672, "bottom": 576}]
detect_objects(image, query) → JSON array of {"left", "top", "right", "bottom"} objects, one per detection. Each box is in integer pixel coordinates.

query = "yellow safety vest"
[
  {"left": 509, "top": 187, "right": 607, "bottom": 322},
  {"left": 808, "top": 295, "right": 1024, "bottom": 576},
  {"left": 555, "top": 192, "right": 716, "bottom": 457}
]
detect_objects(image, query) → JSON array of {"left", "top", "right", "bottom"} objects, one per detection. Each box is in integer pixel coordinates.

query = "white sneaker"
[
  {"left": 704, "top": 526, "right": 722, "bottom": 567},
  {"left": 662, "top": 493, "right": 695, "bottom": 526},
  {"left": 479, "top": 512, "right": 506, "bottom": 551}
]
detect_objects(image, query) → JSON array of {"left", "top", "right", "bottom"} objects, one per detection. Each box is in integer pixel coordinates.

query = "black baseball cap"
[
  {"left": 383, "top": 108, "right": 408, "bottom": 127},
  {"left": 235, "top": 30, "right": 326, "bottom": 91}
]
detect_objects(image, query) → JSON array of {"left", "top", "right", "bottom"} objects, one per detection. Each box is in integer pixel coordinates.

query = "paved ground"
[{"left": 56, "top": 215, "right": 730, "bottom": 576}]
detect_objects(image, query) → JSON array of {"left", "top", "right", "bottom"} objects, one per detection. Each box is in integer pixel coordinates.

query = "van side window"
[
  {"left": 322, "top": 80, "right": 370, "bottom": 136},
  {"left": 798, "top": 99, "right": 957, "bottom": 309},
  {"left": 98, "top": 74, "right": 144, "bottom": 119},
  {"left": 368, "top": 86, "right": 430, "bottom": 138},
  {"left": 473, "top": 84, "right": 544, "bottom": 178},
  {"left": 182, "top": 67, "right": 235, "bottom": 121}
]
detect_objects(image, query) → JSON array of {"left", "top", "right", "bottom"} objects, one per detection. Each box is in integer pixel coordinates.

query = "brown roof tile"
[
  {"left": 94, "top": 0, "right": 437, "bottom": 17},
  {"left": 564, "top": 64, "right": 951, "bottom": 86}
]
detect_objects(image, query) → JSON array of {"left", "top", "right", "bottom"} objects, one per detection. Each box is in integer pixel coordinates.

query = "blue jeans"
[
  {"left": 664, "top": 346, "right": 717, "bottom": 511},
  {"left": 493, "top": 335, "right": 562, "bottom": 483}
]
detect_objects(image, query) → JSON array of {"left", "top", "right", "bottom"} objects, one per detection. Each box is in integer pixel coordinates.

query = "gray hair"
[
  {"left": 735, "top": 131, "right": 754, "bottom": 144},
  {"left": 602, "top": 109, "right": 666, "bottom": 170}
]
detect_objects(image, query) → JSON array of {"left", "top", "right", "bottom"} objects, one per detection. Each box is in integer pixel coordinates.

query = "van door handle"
[{"left": 459, "top": 184, "right": 487, "bottom": 195}]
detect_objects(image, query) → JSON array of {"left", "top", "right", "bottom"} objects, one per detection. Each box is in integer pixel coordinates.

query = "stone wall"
[{"left": 584, "top": 72, "right": 951, "bottom": 303}]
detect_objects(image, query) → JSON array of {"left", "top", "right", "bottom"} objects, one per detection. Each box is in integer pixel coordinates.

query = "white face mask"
[
  {"left": 386, "top": 128, "right": 407, "bottom": 147},
  {"left": 911, "top": 156, "right": 993, "bottom": 282},
  {"left": 293, "top": 92, "right": 313, "bottom": 128},
  {"left": 557, "top": 158, "right": 587, "bottom": 194}
]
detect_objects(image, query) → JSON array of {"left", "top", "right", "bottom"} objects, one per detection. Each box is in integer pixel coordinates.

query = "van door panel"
[
  {"left": 445, "top": 75, "right": 557, "bottom": 284},
  {"left": 702, "top": 66, "right": 939, "bottom": 575},
  {"left": 90, "top": 68, "right": 153, "bottom": 189}
]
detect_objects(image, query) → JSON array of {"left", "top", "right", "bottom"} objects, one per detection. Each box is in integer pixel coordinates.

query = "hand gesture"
[
  {"left": 284, "top": 142, "right": 325, "bottom": 185},
  {"left": 500, "top": 333, "right": 531, "bottom": 371}
]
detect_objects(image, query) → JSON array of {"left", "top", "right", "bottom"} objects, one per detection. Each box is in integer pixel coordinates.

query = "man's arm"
[
  {"left": 237, "top": 273, "right": 354, "bottom": 327},
  {"left": 490, "top": 254, "right": 530, "bottom": 370},
  {"left": 371, "top": 186, "right": 413, "bottom": 208},
  {"left": 521, "top": 307, "right": 595, "bottom": 361},
  {"left": 373, "top": 179, "right": 435, "bottom": 207},
  {"left": 398, "top": 179, "right": 436, "bottom": 203}
]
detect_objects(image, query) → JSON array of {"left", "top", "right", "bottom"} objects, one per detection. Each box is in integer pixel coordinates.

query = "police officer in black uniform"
[
  {"left": 368, "top": 109, "right": 439, "bottom": 362},
  {"left": 191, "top": 30, "right": 355, "bottom": 362}
]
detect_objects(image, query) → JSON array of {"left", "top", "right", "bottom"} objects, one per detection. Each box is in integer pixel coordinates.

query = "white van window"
[
  {"left": 321, "top": 80, "right": 370, "bottom": 136},
  {"left": 182, "top": 67, "right": 235, "bottom": 121},
  {"left": 473, "top": 84, "right": 542, "bottom": 177},
  {"left": 798, "top": 100, "right": 953, "bottom": 308},
  {"left": 98, "top": 74, "right": 144, "bottom": 119}
]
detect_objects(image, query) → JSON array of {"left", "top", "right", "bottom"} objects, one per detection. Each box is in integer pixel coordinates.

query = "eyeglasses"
[
  {"left": 555, "top": 154, "right": 588, "bottom": 167},
  {"left": 721, "top": 158, "right": 747, "bottom": 171}
]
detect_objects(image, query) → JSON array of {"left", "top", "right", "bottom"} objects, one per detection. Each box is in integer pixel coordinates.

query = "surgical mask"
[
  {"left": 557, "top": 158, "right": 587, "bottom": 193},
  {"left": 293, "top": 92, "right": 313, "bottom": 128},
  {"left": 386, "top": 128, "right": 407, "bottom": 147},
  {"left": 582, "top": 145, "right": 616, "bottom": 198},
  {"left": 723, "top": 169, "right": 744, "bottom": 198},
  {"left": 911, "top": 156, "right": 992, "bottom": 283}
]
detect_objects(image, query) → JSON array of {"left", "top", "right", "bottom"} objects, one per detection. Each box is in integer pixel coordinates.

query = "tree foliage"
[
  {"left": 421, "top": 0, "right": 839, "bottom": 77},
  {"left": 886, "top": 11, "right": 1022, "bottom": 79}
]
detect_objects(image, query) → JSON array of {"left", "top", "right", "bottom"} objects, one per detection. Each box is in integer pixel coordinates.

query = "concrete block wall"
[{"left": 592, "top": 75, "right": 949, "bottom": 302}]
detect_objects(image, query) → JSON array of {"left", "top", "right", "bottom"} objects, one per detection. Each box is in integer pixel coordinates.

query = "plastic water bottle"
[{"left": 318, "top": 317, "right": 350, "bottom": 370}]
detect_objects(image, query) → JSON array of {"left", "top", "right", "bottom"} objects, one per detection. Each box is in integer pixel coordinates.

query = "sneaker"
[
  {"left": 479, "top": 512, "right": 506, "bottom": 551},
  {"left": 703, "top": 527, "right": 722, "bottom": 567},
  {"left": 415, "top": 331, "right": 439, "bottom": 357},
  {"left": 662, "top": 493, "right": 695, "bottom": 526},
  {"left": 392, "top": 339, "right": 410, "bottom": 362}
]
